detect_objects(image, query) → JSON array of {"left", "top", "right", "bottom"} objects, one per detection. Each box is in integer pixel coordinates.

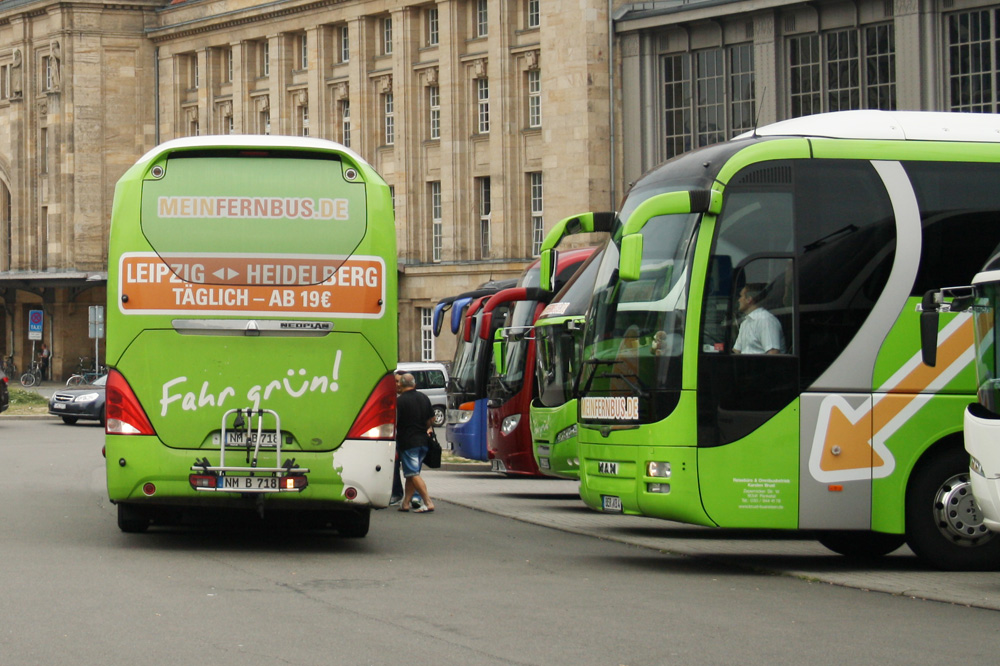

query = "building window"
[
  {"left": 300, "top": 105, "right": 309, "bottom": 136},
  {"left": 260, "top": 109, "right": 270, "bottom": 135},
  {"left": 527, "top": 69, "right": 541, "bottom": 128},
  {"left": 478, "top": 177, "right": 491, "bottom": 258},
  {"left": 384, "top": 93, "right": 395, "bottom": 145},
  {"left": 427, "top": 7, "right": 439, "bottom": 46},
  {"left": 226, "top": 115, "right": 234, "bottom": 134},
  {"left": 788, "top": 24, "right": 896, "bottom": 118},
  {"left": 341, "top": 25, "right": 350, "bottom": 63},
  {"left": 729, "top": 44, "right": 755, "bottom": 135},
  {"left": 948, "top": 10, "right": 995, "bottom": 111},
  {"left": 0, "top": 64, "right": 8, "bottom": 99},
  {"left": 225, "top": 47, "right": 234, "bottom": 83},
  {"left": 341, "top": 100, "right": 351, "bottom": 147},
  {"left": 530, "top": 172, "right": 543, "bottom": 256},
  {"left": 298, "top": 33, "right": 308, "bottom": 70},
  {"left": 43, "top": 56, "right": 52, "bottom": 90},
  {"left": 190, "top": 118, "right": 200, "bottom": 137},
  {"left": 429, "top": 85, "right": 441, "bottom": 140},
  {"left": 193, "top": 56, "right": 200, "bottom": 89},
  {"left": 420, "top": 308, "right": 434, "bottom": 362},
  {"left": 476, "top": 0, "right": 489, "bottom": 38},
  {"left": 477, "top": 78, "right": 490, "bottom": 134},
  {"left": 383, "top": 16, "right": 394, "bottom": 55},
  {"left": 527, "top": 0, "right": 540, "bottom": 29},
  {"left": 660, "top": 44, "right": 756, "bottom": 159},
  {"left": 261, "top": 41, "right": 270, "bottom": 78},
  {"left": 431, "top": 181, "right": 443, "bottom": 262}
]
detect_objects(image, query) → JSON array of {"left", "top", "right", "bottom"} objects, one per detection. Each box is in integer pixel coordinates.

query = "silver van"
[{"left": 397, "top": 362, "right": 449, "bottom": 426}]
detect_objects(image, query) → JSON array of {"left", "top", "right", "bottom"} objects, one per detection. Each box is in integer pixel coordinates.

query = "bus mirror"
[
  {"left": 619, "top": 234, "right": 643, "bottom": 282},
  {"left": 493, "top": 331, "right": 506, "bottom": 375},
  {"left": 920, "top": 290, "right": 941, "bottom": 367},
  {"left": 540, "top": 249, "right": 559, "bottom": 292}
]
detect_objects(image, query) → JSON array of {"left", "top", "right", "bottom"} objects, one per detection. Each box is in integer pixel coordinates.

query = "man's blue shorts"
[{"left": 400, "top": 446, "right": 428, "bottom": 478}]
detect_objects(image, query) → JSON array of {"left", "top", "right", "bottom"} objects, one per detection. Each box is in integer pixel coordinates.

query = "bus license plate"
[
  {"left": 225, "top": 431, "right": 279, "bottom": 447},
  {"left": 602, "top": 495, "right": 623, "bottom": 512},
  {"left": 219, "top": 476, "right": 279, "bottom": 491},
  {"left": 491, "top": 459, "right": 507, "bottom": 473}
]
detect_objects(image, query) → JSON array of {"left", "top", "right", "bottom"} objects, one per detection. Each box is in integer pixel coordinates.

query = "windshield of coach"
[
  {"left": 581, "top": 213, "right": 699, "bottom": 399},
  {"left": 488, "top": 299, "right": 539, "bottom": 401},
  {"left": 535, "top": 321, "right": 584, "bottom": 407},
  {"left": 974, "top": 282, "right": 1000, "bottom": 414}
]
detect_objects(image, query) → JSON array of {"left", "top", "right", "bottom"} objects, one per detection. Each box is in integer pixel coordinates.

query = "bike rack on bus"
[{"left": 189, "top": 408, "right": 310, "bottom": 493}]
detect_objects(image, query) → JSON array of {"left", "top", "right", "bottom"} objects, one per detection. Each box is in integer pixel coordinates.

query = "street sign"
[
  {"left": 89, "top": 305, "right": 105, "bottom": 339},
  {"left": 28, "top": 310, "right": 43, "bottom": 341}
]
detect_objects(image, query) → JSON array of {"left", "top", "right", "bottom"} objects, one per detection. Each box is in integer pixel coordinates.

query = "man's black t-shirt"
[{"left": 396, "top": 389, "right": 433, "bottom": 450}]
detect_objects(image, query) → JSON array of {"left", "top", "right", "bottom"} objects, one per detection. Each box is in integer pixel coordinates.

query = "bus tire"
[
  {"left": 117, "top": 504, "right": 151, "bottom": 533},
  {"left": 816, "top": 531, "right": 906, "bottom": 560},
  {"left": 336, "top": 509, "right": 370, "bottom": 538},
  {"left": 905, "top": 445, "right": 1000, "bottom": 571}
]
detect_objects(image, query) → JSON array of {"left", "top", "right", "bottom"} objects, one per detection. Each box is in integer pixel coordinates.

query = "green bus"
[
  {"left": 548, "top": 110, "right": 1000, "bottom": 570},
  {"left": 104, "top": 136, "right": 397, "bottom": 537},
  {"left": 530, "top": 231, "right": 609, "bottom": 479}
]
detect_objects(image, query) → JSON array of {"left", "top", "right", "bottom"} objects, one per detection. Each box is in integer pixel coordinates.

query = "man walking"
[{"left": 395, "top": 372, "right": 436, "bottom": 513}]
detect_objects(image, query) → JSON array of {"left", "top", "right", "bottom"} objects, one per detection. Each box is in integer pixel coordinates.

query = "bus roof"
[
  {"left": 136, "top": 135, "right": 365, "bottom": 165},
  {"left": 743, "top": 110, "right": 1000, "bottom": 143}
]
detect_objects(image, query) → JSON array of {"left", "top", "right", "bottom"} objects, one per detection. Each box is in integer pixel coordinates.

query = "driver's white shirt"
[{"left": 734, "top": 308, "right": 785, "bottom": 354}]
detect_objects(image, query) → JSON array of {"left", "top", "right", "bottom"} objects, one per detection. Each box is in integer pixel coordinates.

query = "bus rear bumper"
[
  {"left": 106, "top": 437, "right": 394, "bottom": 509},
  {"left": 579, "top": 442, "right": 715, "bottom": 526}
]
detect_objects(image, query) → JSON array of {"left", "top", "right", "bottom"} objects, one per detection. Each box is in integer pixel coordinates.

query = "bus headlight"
[
  {"left": 449, "top": 409, "right": 474, "bottom": 424},
  {"left": 647, "top": 483, "right": 671, "bottom": 494},
  {"left": 555, "top": 424, "right": 578, "bottom": 443},
  {"left": 501, "top": 414, "right": 521, "bottom": 435},
  {"left": 647, "top": 461, "right": 671, "bottom": 478}
]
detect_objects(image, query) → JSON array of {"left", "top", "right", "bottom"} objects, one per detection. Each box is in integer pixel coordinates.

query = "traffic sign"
[{"left": 28, "top": 310, "right": 43, "bottom": 340}]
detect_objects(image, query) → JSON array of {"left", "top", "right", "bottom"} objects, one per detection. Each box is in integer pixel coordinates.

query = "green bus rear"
[
  {"left": 104, "top": 137, "right": 397, "bottom": 537},
  {"left": 561, "top": 111, "right": 1000, "bottom": 570}
]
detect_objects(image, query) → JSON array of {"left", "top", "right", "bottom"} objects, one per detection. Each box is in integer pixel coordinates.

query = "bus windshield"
[
  {"left": 974, "top": 281, "right": 1000, "bottom": 413},
  {"left": 581, "top": 212, "right": 700, "bottom": 406}
]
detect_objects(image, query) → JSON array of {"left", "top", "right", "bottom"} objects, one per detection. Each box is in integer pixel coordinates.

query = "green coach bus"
[
  {"left": 549, "top": 111, "right": 1000, "bottom": 570},
  {"left": 104, "top": 136, "right": 397, "bottom": 537}
]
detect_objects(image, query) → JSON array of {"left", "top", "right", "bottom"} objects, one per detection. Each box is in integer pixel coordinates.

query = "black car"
[
  {"left": 0, "top": 370, "right": 9, "bottom": 414},
  {"left": 48, "top": 374, "right": 106, "bottom": 425}
]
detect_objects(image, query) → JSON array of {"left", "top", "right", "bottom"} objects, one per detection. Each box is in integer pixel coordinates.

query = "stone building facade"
[
  {"left": 0, "top": 0, "right": 613, "bottom": 377},
  {"left": 3, "top": 0, "right": 999, "bottom": 379}
]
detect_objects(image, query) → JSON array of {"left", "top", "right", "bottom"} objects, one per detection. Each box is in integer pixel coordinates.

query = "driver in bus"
[{"left": 733, "top": 283, "right": 786, "bottom": 355}]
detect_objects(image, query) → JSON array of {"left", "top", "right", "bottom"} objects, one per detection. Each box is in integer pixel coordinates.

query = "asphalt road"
[{"left": 2, "top": 418, "right": 998, "bottom": 665}]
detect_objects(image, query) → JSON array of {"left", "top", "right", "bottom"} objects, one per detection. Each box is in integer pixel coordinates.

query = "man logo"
[{"left": 598, "top": 461, "right": 618, "bottom": 475}]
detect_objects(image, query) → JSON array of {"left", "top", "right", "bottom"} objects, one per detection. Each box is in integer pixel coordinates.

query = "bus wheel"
[
  {"left": 336, "top": 509, "right": 371, "bottom": 538},
  {"left": 816, "top": 531, "right": 906, "bottom": 560},
  {"left": 906, "top": 446, "right": 1000, "bottom": 571},
  {"left": 117, "top": 504, "right": 151, "bottom": 533}
]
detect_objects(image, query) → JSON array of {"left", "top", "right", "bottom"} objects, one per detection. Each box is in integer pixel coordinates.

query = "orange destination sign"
[{"left": 118, "top": 252, "right": 385, "bottom": 318}]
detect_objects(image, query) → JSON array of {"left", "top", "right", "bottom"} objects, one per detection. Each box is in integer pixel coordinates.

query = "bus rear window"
[{"left": 139, "top": 155, "right": 367, "bottom": 286}]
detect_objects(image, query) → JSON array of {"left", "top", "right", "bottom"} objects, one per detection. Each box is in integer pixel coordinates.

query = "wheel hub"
[{"left": 933, "top": 473, "right": 993, "bottom": 547}]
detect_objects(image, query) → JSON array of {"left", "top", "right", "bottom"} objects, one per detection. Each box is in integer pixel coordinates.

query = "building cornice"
[{"left": 148, "top": 0, "right": 350, "bottom": 42}]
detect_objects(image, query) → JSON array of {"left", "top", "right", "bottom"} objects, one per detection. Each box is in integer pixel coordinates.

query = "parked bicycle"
[
  {"left": 66, "top": 365, "right": 107, "bottom": 387},
  {"left": 20, "top": 359, "right": 43, "bottom": 388},
  {"left": 2, "top": 355, "right": 16, "bottom": 378}
]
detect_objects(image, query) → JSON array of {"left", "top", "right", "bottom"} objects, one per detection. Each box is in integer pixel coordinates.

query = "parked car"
[
  {"left": 48, "top": 374, "right": 106, "bottom": 425},
  {"left": 397, "top": 362, "right": 449, "bottom": 427},
  {"left": 0, "top": 370, "right": 9, "bottom": 414}
]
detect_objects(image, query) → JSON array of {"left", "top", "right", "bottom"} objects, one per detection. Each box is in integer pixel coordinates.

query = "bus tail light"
[
  {"left": 346, "top": 374, "right": 396, "bottom": 440},
  {"left": 106, "top": 369, "right": 156, "bottom": 436}
]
